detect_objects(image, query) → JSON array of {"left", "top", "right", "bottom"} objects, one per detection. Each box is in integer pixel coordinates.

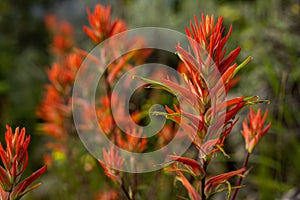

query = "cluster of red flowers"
[
  {"left": 37, "top": 14, "right": 82, "bottom": 165},
  {"left": 36, "top": 3, "right": 272, "bottom": 200},
  {"left": 0, "top": 125, "right": 46, "bottom": 200},
  {"left": 83, "top": 5, "right": 127, "bottom": 43},
  {"left": 38, "top": 4, "right": 153, "bottom": 199},
  {"left": 74, "top": 5, "right": 156, "bottom": 190},
  {"left": 44, "top": 14, "right": 74, "bottom": 57},
  {"left": 0, "top": 2, "right": 272, "bottom": 200},
  {"left": 242, "top": 108, "right": 271, "bottom": 153}
]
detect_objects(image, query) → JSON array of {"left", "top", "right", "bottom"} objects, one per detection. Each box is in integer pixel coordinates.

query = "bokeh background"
[{"left": 0, "top": 0, "right": 299, "bottom": 199}]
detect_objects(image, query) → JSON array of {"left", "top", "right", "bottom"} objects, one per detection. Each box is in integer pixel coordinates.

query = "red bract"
[
  {"left": 176, "top": 168, "right": 245, "bottom": 200},
  {"left": 116, "top": 128, "right": 147, "bottom": 153},
  {"left": 42, "top": 17, "right": 77, "bottom": 141},
  {"left": 161, "top": 14, "right": 262, "bottom": 161},
  {"left": 44, "top": 14, "right": 74, "bottom": 56},
  {"left": 177, "top": 172, "right": 202, "bottom": 200},
  {"left": 204, "top": 168, "right": 245, "bottom": 196},
  {"left": 241, "top": 108, "right": 271, "bottom": 153},
  {"left": 37, "top": 53, "right": 82, "bottom": 158},
  {"left": 38, "top": 14, "right": 80, "bottom": 151},
  {"left": 168, "top": 155, "right": 205, "bottom": 177},
  {"left": 0, "top": 125, "right": 46, "bottom": 200},
  {"left": 98, "top": 146, "right": 124, "bottom": 184},
  {"left": 184, "top": 14, "right": 241, "bottom": 76},
  {"left": 10, "top": 166, "right": 47, "bottom": 199},
  {"left": 156, "top": 125, "right": 178, "bottom": 146},
  {"left": 0, "top": 126, "right": 30, "bottom": 179},
  {"left": 83, "top": 4, "right": 127, "bottom": 43}
]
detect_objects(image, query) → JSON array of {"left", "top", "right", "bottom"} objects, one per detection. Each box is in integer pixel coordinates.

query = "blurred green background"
[{"left": 0, "top": 0, "right": 299, "bottom": 199}]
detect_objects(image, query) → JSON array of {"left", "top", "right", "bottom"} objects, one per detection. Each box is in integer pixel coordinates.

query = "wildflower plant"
[
  {"left": 38, "top": 3, "right": 272, "bottom": 199},
  {"left": 0, "top": 125, "right": 46, "bottom": 200},
  {"left": 38, "top": 13, "right": 99, "bottom": 199},
  {"left": 39, "top": 4, "right": 152, "bottom": 199},
  {"left": 135, "top": 14, "right": 272, "bottom": 199}
]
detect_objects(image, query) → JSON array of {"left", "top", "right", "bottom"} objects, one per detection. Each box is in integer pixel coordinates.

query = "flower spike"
[
  {"left": 0, "top": 125, "right": 46, "bottom": 200},
  {"left": 83, "top": 5, "right": 127, "bottom": 43},
  {"left": 241, "top": 108, "right": 272, "bottom": 153},
  {"left": 98, "top": 146, "right": 124, "bottom": 184}
]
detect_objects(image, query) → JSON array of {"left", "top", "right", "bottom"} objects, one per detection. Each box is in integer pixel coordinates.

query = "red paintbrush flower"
[
  {"left": 98, "top": 146, "right": 124, "bottom": 184},
  {"left": 116, "top": 127, "right": 147, "bottom": 153},
  {"left": 0, "top": 125, "right": 46, "bottom": 200},
  {"left": 182, "top": 14, "right": 241, "bottom": 76},
  {"left": 83, "top": 4, "right": 127, "bottom": 43},
  {"left": 44, "top": 14, "right": 74, "bottom": 56},
  {"left": 37, "top": 53, "right": 82, "bottom": 154},
  {"left": 0, "top": 126, "right": 30, "bottom": 179},
  {"left": 241, "top": 108, "right": 271, "bottom": 153},
  {"left": 139, "top": 14, "right": 268, "bottom": 165}
]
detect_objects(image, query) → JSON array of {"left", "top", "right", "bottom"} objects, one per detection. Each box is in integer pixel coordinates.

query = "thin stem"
[
  {"left": 104, "top": 70, "right": 117, "bottom": 132},
  {"left": 7, "top": 181, "right": 16, "bottom": 200},
  {"left": 201, "top": 160, "right": 208, "bottom": 200},
  {"left": 104, "top": 59, "right": 133, "bottom": 200},
  {"left": 7, "top": 190, "right": 11, "bottom": 200},
  {"left": 231, "top": 151, "right": 251, "bottom": 200},
  {"left": 121, "top": 182, "right": 133, "bottom": 200},
  {"left": 133, "top": 173, "right": 138, "bottom": 200}
]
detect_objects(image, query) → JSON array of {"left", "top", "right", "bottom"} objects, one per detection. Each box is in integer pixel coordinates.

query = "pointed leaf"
[
  {"left": 11, "top": 165, "right": 46, "bottom": 198},
  {"left": 168, "top": 155, "right": 205, "bottom": 177},
  {"left": 14, "top": 183, "right": 42, "bottom": 200},
  {"left": 205, "top": 168, "right": 245, "bottom": 196},
  {"left": 177, "top": 172, "right": 202, "bottom": 200},
  {"left": 134, "top": 76, "right": 176, "bottom": 95},
  {"left": 0, "top": 166, "right": 11, "bottom": 191},
  {"left": 233, "top": 56, "right": 252, "bottom": 77}
]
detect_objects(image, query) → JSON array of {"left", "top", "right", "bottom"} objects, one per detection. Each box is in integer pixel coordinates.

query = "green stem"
[{"left": 231, "top": 151, "right": 251, "bottom": 200}]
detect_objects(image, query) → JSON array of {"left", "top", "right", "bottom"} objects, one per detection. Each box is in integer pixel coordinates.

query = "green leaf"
[
  {"left": 233, "top": 56, "right": 252, "bottom": 77},
  {"left": 0, "top": 166, "right": 11, "bottom": 191},
  {"left": 133, "top": 76, "right": 177, "bottom": 95},
  {"left": 14, "top": 183, "right": 42, "bottom": 200}
]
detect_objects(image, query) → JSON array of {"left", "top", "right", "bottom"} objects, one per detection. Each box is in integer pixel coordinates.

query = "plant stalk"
[
  {"left": 121, "top": 182, "right": 133, "bottom": 200},
  {"left": 201, "top": 160, "right": 208, "bottom": 200},
  {"left": 231, "top": 151, "right": 251, "bottom": 200}
]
